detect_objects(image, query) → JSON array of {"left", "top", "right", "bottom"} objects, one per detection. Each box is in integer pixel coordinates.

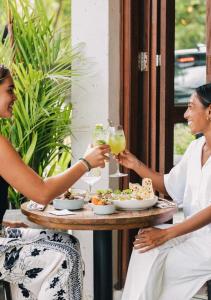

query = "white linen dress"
[{"left": 122, "top": 136, "right": 211, "bottom": 300}]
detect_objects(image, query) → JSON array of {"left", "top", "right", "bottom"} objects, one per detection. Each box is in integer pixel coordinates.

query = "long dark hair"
[
  {"left": 0, "top": 65, "right": 10, "bottom": 84},
  {"left": 196, "top": 83, "right": 211, "bottom": 108}
]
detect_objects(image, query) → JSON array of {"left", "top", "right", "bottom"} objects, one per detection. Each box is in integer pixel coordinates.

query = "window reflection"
[{"left": 174, "top": 1, "right": 206, "bottom": 105}]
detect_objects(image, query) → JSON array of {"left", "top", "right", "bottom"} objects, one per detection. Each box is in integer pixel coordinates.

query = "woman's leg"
[
  {"left": 121, "top": 247, "right": 168, "bottom": 300},
  {"left": 121, "top": 225, "right": 187, "bottom": 300},
  {"left": 3, "top": 228, "right": 83, "bottom": 300},
  {"left": 158, "top": 233, "right": 211, "bottom": 300}
]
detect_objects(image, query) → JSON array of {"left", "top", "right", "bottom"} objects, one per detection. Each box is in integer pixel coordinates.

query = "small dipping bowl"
[{"left": 93, "top": 204, "right": 115, "bottom": 215}]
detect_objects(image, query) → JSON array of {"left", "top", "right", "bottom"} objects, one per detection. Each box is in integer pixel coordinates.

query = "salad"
[{"left": 92, "top": 178, "right": 154, "bottom": 203}]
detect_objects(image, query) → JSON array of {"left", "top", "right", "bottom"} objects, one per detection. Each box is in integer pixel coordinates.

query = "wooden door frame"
[
  {"left": 159, "top": 0, "right": 175, "bottom": 174},
  {"left": 118, "top": 0, "right": 175, "bottom": 288},
  {"left": 207, "top": 0, "right": 211, "bottom": 82},
  {"left": 118, "top": 0, "right": 143, "bottom": 288}
]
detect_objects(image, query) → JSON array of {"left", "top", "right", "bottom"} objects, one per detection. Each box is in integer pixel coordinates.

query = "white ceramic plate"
[{"left": 112, "top": 196, "right": 158, "bottom": 210}]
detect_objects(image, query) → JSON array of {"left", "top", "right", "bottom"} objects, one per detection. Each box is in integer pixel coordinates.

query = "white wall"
[{"left": 71, "top": 0, "right": 120, "bottom": 298}]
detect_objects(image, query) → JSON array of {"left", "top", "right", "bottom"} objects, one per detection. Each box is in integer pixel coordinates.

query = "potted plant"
[{"left": 0, "top": 0, "right": 82, "bottom": 207}]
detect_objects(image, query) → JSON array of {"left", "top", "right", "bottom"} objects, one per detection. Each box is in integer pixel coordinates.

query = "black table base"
[{"left": 94, "top": 230, "right": 113, "bottom": 300}]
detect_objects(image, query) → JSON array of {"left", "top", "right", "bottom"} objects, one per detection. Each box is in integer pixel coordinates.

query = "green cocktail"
[
  {"left": 108, "top": 135, "right": 126, "bottom": 155},
  {"left": 108, "top": 126, "right": 128, "bottom": 177},
  {"left": 92, "top": 124, "right": 107, "bottom": 146}
]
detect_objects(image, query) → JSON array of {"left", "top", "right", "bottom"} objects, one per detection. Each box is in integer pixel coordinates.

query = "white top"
[
  {"left": 164, "top": 136, "right": 211, "bottom": 229},
  {"left": 123, "top": 136, "right": 211, "bottom": 300}
]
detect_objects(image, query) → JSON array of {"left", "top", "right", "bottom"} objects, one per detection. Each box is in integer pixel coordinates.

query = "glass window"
[
  {"left": 173, "top": 123, "right": 195, "bottom": 165},
  {"left": 174, "top": 1, "right": 206, "bottom": 105}
]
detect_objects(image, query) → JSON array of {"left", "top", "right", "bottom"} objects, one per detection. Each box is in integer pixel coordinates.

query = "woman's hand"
[
  {"left": 133, "top": 227, "right": 170, "bottom": 253},
  {"left": 84, "top": 145, "right": 110, "bottom": 168},
  {"left": 118, "top": 150, "right": 139, "bottom": 170}
]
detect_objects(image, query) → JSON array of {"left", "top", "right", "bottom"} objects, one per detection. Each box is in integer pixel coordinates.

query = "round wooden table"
[{"left": 21, "top": 202, "right": 177, "bottom": 300}]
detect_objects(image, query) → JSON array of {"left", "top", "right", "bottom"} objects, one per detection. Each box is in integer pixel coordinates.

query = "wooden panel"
[
  {"left": 120, "top": 0, "right": 131, "bottom": 153},
  {"left": 119, "top": 0, "right": 175, "bottom": 290},
  {"left": 141, "top": 0, "right": 151, "bottom": 165},
  {"left": 119, "top": 0, "right": 145, "bottom": 287},
  {"left": 207, "top": 0, "right": 211, "bottom": 83},
  {"left": 120, "top": 0, "right": 133, "bottom": 189},
  {"left": 173, "top": 106, "right": 187, "bottom": 124},
  {"left": 150, "top": 0, "right": 158, "bottom": 170},
  {"left": 159, "top": 0, "right": 175, "bottom": 174}
]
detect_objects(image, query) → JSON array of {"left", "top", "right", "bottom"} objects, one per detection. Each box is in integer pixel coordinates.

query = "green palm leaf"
[{"left": 0, "top": 0, "right": 82, "bottom": 207}]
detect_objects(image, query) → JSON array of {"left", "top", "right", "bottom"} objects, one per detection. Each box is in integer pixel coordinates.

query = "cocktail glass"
[
  {"left": 82, "top": 168, "right": 101, "bottom": 198},
  {"left": 108, "top": 126, "right": 128, "bottom": 177}
]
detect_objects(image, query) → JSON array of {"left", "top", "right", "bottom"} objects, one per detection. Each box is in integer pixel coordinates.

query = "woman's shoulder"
[
  {"left": 181, "top": 136, "right": 204, "bottom": 158},
  {"left": 184, "top": 136, "right": 204, "bottom": 157},
  {"left": 190, "top": 136, "right": 204, "bottom": 147}
]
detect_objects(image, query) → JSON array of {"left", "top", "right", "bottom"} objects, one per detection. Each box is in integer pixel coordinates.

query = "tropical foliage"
[
  {"left": 175, "top": 0, "right": 206, "bottom": 49},
  {"left": 174, "top": 124, "right": 195, "bottom": 155},
  {"left": 0, "top": 0, "right": 80, "bottom": 207}
]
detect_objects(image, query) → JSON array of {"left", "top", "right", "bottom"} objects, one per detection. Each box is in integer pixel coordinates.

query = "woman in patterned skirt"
[{"left": 0, "top": 65, "right": 110, "bottom": 300}]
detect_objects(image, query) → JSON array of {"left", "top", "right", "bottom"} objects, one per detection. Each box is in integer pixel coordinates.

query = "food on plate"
[
  {"left": 92, "top": 178, "right": 154, "bottom": 202},
  {"left": 91, "top": 196, "right": 112, "bottom": 206},
  {"left": 63, "top": 189, "right": 85, "bottom": 201},
  {"left": 129, "top": 178, "right": 154, "bottom": 200}
]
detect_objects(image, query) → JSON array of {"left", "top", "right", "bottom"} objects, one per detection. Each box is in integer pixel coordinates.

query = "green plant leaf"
[{"left": 22, "top": 132, "right": 38, "bottom": 165}]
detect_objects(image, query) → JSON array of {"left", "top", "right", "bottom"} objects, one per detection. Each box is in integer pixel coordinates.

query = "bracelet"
[
  {"left": 79, "top": 159, "right": 89, "bottom": 172},
  {"left": 79, "top": 158, "right": 92, "bottom": 171}
]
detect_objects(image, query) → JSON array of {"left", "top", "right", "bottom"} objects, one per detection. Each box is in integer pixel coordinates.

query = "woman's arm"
[
  {"left": 134, "top": 205, "right": 211, "bottom": 252},
  {"left": 0, "top": 136, "right": 110, "bottom": 204},
  {"left": 118, "top": 150, "right": 167, "bottom": 194}
]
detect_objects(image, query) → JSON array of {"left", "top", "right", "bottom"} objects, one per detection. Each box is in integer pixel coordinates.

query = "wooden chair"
[
  {"left": 208, "top": 280, "right": 211, "bottom": 300},
  {"left": 0, "top": 281, "right": 12, "bottom": 300}
]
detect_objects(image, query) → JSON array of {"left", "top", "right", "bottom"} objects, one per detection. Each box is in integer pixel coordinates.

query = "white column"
[{"left": 71, "top": 1, "right": 120, "bottom": 298}]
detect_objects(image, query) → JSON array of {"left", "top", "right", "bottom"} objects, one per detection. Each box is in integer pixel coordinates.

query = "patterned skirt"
[{"left": 0, "top": 228, "right": 83, "bottom": 300}]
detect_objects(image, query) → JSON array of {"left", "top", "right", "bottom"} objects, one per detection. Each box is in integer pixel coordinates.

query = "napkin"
[
  {"left": 48, "top": 209, "right": 76, "bottom": 216},
  {"left": 27, "top": 200, "right": 46, "bottom": 211},
  {"left": 155, "top": 198, "right": 177, "bottom": 209}
]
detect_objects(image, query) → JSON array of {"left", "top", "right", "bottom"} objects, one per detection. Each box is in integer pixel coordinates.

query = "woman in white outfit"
[
  {"left": 0, "top": 65, "right": 110, "bottom": 300},
  {"left": 119, "top": 83, "right": 211, "bottom": 300}
]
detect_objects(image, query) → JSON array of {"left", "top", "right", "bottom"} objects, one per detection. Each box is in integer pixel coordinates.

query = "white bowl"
[
  {"left": 112, "top": 196, "right": 158, "bottom": 210},
  {"left": 53, "top": 198, "right": 84, "bottom": 210},
  {"left": 93, "top": 204, "right": 115, "bottom": 215}
]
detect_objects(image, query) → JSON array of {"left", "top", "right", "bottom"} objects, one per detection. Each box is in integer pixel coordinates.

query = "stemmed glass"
[
  {"left": 108, "top": 125, "right": 128, "bottom": 177},
  {"left": 82, "top": 168, "right": 101, "bottom": 198}
]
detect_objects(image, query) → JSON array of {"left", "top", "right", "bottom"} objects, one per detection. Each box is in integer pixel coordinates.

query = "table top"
[{"left": 21, "top": 202, "right": 177, "bottom": 231}]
